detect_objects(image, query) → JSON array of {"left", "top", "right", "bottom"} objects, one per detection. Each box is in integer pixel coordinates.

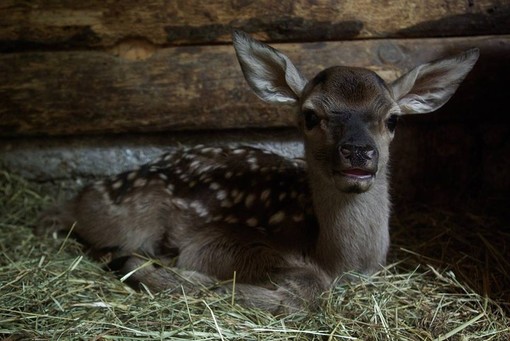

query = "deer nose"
[{"left": 339, "top": 144, "right": 377, "bottom": 161}]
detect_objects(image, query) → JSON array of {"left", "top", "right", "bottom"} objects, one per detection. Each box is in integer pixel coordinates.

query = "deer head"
[{"left": 232, "top": 31, "right": 479, "bottom": 194}]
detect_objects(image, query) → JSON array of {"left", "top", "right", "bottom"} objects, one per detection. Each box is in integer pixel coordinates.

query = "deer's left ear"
[{"left": 390, "top": 48, "right": 479, "bottom": 115}]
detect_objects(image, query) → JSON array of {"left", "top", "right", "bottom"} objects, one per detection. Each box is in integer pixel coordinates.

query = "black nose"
[{"left": 339, "top": 144, "right": 376, "bottom": 161}]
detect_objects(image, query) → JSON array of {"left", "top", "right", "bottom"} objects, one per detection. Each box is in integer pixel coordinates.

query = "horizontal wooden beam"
[
  {"left": 0, "top": 0, "right": 508, "bottom": 51},
  {"left": 1, "top": 35, "right": 508, "bottom": 136}
]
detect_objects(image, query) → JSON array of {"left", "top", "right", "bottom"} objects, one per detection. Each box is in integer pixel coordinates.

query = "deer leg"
[
  {"left": 122, "top": 256, "right": 288, "bottom": 313},
  {"left": 122, "top": 252, "right": 331, "bottom": 314},
  {"left": 267, "top": 265, "right": 332, "bottom": 312}
]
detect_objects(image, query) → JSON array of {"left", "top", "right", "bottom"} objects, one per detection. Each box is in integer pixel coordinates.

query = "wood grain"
[
  {"left": 1, "top": 0, "right": 508, "bottom": 51},
  {"left": 1, "top": 35, "right": 508, "bottom": 136}
]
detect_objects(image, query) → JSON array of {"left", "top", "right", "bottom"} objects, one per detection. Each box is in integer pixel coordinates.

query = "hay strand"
[{"left": 0, "top": 171, "right": 509, "bottom": 340}]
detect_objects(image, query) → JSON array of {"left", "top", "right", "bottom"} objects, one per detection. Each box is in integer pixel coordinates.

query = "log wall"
[
  {"left": 0, "top": 0, "right": 509, "bottom": 206},
  {"left": 1, "top": 35, "right": 508, "bottom": 136},
  {"left": 1, "top": 0, "right": 509, "bottom": 50}
]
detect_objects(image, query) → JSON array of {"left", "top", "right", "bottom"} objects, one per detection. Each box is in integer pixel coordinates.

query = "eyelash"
[
  {"left": 303, "top": 110, "right": 320, "bottom": 130},
  {"left": 386, "top": 114, "right": 398, "bottom": 132},
  {"left": 303, "top": 110, "right": 398, "bottom": 132}
]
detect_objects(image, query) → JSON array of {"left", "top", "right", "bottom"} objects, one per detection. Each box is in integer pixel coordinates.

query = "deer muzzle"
[{"left": 332, "top": 139, "right": 379, "bottom": 193}]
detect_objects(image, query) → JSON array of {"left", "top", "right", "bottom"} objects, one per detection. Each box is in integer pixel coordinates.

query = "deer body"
[{"left": 40, "top": 31, "right": 479, "bottom": 313}]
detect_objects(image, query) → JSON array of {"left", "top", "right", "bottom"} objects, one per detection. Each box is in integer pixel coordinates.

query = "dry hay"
[{"left": 1, "top": 170, "right": 509, "bottom": 340}]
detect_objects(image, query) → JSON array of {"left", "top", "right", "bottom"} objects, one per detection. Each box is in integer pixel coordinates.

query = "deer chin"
[{"left": 332, "top": 168, "right": 375, "bottom": 193}]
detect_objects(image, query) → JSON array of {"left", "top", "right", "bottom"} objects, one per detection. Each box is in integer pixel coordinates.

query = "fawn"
[{"left": 39, "top": 31, "right": 479, "bottom": 313}]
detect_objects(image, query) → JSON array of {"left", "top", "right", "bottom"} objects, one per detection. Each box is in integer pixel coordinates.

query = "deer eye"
[
  {"left": 386, "top": 114, "right": 398, "bottom": 133},
  {"left": 303, "top": 110, "right": 320, "bottom": 130}
]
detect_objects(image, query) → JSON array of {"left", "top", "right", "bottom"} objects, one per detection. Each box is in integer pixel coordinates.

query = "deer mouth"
[
  {"left": 332, "top": 168, "right": 376, "bottom": 193},
  {"left": 339, "top": 168, "right": 375, "bottom": 180}
]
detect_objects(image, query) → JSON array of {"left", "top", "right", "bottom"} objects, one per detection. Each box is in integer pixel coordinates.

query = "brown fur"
[{"left": 38, "top": 31, "right": 479, "bottom": 314}]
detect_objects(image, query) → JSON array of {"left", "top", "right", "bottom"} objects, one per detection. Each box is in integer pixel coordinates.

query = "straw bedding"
[{"left": 1, "top": 170, "right": 508, "bottom": 340}]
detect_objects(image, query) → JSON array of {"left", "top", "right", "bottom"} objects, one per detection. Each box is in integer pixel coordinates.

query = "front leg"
[{"left": 123, "top": 254, "right": 331, "bottom": 314}]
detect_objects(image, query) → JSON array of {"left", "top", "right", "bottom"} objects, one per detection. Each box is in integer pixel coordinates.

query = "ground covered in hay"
[{"left": 0, "top": 170, "right": 509, "bottom": 340}]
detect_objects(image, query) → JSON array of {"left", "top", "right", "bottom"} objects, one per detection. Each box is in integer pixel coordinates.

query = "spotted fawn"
[{"left": 39, "top": 31, "right": 479, "bottom": 313}]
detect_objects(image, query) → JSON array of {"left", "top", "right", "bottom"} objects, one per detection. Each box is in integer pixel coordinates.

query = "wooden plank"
[
  {"left": 0, "top": 0, "right": 509, "bottom": 51},
  {"left": 0, "top": 35, "right": 508, "bottom": 136}
]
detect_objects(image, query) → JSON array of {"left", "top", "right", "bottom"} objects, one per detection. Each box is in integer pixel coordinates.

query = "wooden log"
[
  {"left": 0, "top": 35, "right": 508, "bottom": 136},
  {"left": 0, "top": 0, "right": 509, "bottom": 51}
]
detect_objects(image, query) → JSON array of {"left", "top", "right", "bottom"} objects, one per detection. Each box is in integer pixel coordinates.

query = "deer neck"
[{"left": 307, "top": 165, "right": 391, "bottom": 278}]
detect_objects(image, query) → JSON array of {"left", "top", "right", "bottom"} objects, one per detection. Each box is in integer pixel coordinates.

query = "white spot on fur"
[
  {"left": 199, "top": 173, "right": 209, "bottom": 181},
  {"left": 127, "top": 171, "right": 137, "bottom": 181},
  {"left": 190, "top": 200, "right": 208, "bottom": 217},
  {"left": 225, "top": 171, "right": 233, "bottom": 179},
  {"left": 245, "top": 194, "right": 256, "bottom": 208},
  {"left": 158, "top": 173, "right": 168, "bottom": 181},
  {"left": 260, "top": 189, "right": 271, "bottom": 201},
  {"left": 216, "top": 190, "right": 227, "bottom": 200},
  {"left": 269, "top": 211, "right": 285, "bottom": 225},
  {"left": 225, "top": 215, "right": 239, "bottom": 224},
  {"left": 190, "top": 160, "right": 200, "bottom": 170},
  {"left": 292, "top": 213, "right": 304, "bottom": 222},
  {"left": 112, "top": 180, "right": 123, "bottom": 190},
  {"left": 201, "top": 147, "right": 214, "bottom": 153},
  {"left": 233, "top": 191, "right": 244, "bottom": 204},
  {"left": 255, "top": 226, "right": 267, "bottom": 234},
  {"left": 233, "top": 148, "right": 246, "bottom": 155},
  {"left": 209, "top": 182, "right": 220, "bottom": 190},
  {"left": 221, "top": 199, "right": 233, "bottom": 208},
  {"left": 184, "top": 153, "right": 195, "bottom": 161},
  {"left": 134, "top": 178, "right": 147, "bottom": 187},
  {"left": 172, "top": 198, "right": 188, "bottom": 210},
  {"left": 199, "top": 165, "right": 213, "bottom": 174}
]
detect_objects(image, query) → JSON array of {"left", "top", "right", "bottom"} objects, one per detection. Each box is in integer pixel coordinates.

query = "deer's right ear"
[{"left": 232, "top": 30, "right": 307, "bottom": 105}]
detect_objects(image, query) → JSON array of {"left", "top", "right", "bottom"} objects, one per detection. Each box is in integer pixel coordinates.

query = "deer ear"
[
  {"left": 390, "top": 48, "right": 479, "bottom": 114},
  {"left": 232, "top": 30, "right": 307, "bottom": 105}
]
